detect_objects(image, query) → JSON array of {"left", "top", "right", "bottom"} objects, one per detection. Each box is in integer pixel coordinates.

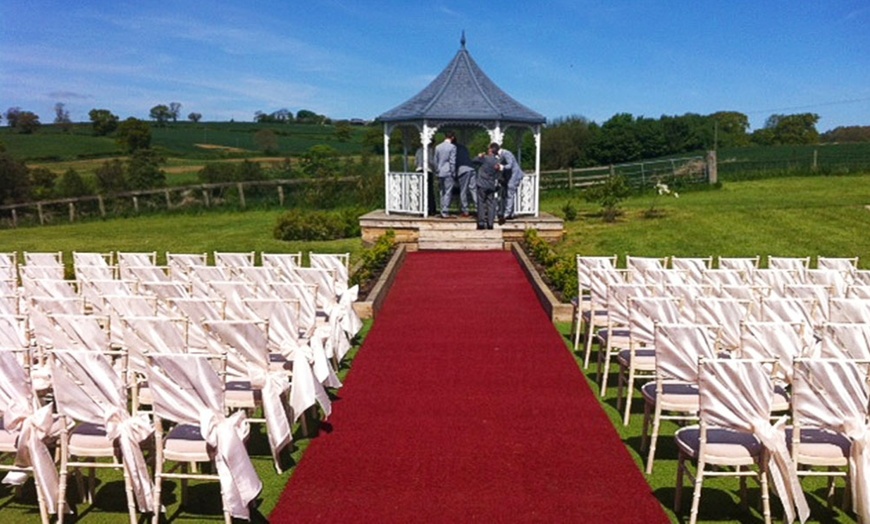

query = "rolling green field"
[{"left": 1, "top": 121, "right": 370, "bottom": 162}]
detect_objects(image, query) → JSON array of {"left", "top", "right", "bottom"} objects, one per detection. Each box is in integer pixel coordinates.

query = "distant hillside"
[{"left": 0, "top": 121, "right": 372, "bottom": 162}]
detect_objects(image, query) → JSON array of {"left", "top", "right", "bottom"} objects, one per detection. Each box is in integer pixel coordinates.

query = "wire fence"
[{"left": 540, "top": 155, "right": 711, "bottom": 192}]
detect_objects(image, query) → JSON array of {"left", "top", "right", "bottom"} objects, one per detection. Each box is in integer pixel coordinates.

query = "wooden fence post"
[
  {"left": 567, "top": 168, "right": 573, "bottom": 190},
  {"left": 165, "top": 189, "right": 172, "bottom": 209},
  {"left": 277, "top": 186, "right": 285, "bottom": 206},
  {"left": 37, "top": 203, "right": 45, "bottom": 225},
  {"left": 132, "top": 196, "right": 139, "bottom": 213},
  {"left": 812, "top": 149, "right": 818, "bottom": 172},
  {"left": 237, "top": 183, "right": 246, "bottom": 209},
  {"left": 706, "top": 150, "right": 718, "bottom": 184},
  {"left": 98, "top": 195, "right": 106, "bottom": 218},
  {"left": 11, "top": 209, "right": 17, "bottom": 228},
  {"left": 68, "top": 202, "right": 75, "bottom": 222},
  {"left": 202, "top": 190, "right": 210, "bottom": 207}
]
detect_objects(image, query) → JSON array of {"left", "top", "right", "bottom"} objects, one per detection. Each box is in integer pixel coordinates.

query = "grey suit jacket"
[{"left": 434, "top": 140, "right": 456, "bottom": 178}]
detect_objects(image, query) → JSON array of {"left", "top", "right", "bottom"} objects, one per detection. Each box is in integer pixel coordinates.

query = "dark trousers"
[{"left": 476, "top": 186, "right": 497, "bottom": 229}]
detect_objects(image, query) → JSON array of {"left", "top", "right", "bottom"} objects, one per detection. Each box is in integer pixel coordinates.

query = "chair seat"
[
  {"left": 786, "top": 427, "right": 850, "bottom": 466},
  {"left": 642, "top": 382, "right": 700, "bottom": 411},
  {"left": 69, "top": 423, "right": 115, "bottom": 458},
  {"left": 225, "top": 380, "right": 262, "bottom": 409},
  {"left": 617, "top": 348, "right": 656, "bottom": 370},
  {"left": 675, "top": 426, "right": 762, "bottom": 466},
  {"left": 163, "top": 424, "right": 210, "bottom": 462},
  {"left": 598, "top": 328, "right": 631, "bottom": 346}
]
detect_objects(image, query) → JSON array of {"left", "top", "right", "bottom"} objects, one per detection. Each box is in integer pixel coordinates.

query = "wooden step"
[{"left": 417, "top": 225, "right": 503, "bottom": 251}]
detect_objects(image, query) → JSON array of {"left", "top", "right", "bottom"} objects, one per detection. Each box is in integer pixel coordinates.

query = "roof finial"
[{"left": 460, "top": 30, "right": 466, "bottom": 49}]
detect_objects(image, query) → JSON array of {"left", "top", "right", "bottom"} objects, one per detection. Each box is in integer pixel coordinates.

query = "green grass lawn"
[
  {"left": 543, "top": 174, "right": 870, "bottom": 266},
  {"left": 1, "top": 174, "right": 868, "bottom": 522}
]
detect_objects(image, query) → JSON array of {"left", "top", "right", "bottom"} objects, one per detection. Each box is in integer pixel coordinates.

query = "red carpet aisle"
[{"left": 271, "top": 251, "right": 668, "bottom": 522}]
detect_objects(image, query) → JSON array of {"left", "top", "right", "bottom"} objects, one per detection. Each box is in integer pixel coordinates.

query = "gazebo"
[{"left": 377, "top": 35, "right": 547, "bottom": 218}]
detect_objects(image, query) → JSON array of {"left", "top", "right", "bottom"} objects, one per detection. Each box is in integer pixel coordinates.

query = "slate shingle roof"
[{"left": 378, "top": 44, "right": 545, "bottom": 125}]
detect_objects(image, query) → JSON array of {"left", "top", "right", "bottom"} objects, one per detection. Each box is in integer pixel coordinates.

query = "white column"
[
  {"left": 383, "top": 123, "right": 391, "bottom": 215},
  {"left": 534, "top": 125, "right": 542, "bottom": 217}
]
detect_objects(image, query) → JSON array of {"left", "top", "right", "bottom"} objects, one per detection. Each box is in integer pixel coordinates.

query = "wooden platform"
[{"left": 359, "top": 210, "right": 564, "bottom": 250}]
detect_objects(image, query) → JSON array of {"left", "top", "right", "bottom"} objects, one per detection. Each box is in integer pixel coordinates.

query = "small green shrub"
[
  {"left": 273, "top": 208, "right": 360, "bottom": 241},
  {"left": 583, "top": 174, "right": 631, "bottom": 222},
  {"left": 522, "top": 229, "right": 578, "bottom": 300},
  {"left": 350, "top": 230, "right": 396, "bottom": 290},
  {"left": 561, "top": 200, "right": 578, "bottom": 221}
]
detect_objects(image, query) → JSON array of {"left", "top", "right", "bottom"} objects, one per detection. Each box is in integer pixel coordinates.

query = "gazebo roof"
[{"left": 377, "top": 37, "right": 545, "bottom": 125}]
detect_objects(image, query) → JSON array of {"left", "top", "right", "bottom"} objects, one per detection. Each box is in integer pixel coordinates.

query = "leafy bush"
[
  {"left": 522, "top": 229, "right": 578, "bottom": 301},
  {"left": 561, "top": 200, "right": 578, "bottom": 221},
  {"left": 350, "top": 230, "right": 396, "bottom": 290},
  {"left": 273, "top": 208, "right": 360, "bottom": 241},
  {"left": 583, "top": 174, "right": 631, "bottom": 222}
]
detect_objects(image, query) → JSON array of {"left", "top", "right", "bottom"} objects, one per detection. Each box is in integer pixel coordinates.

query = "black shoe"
[
  {"left": 497, "top": 216, "right": 506, "bottom": 225},
  {"left": 476, "top": 224, "right": 485, "bottom": 230}
]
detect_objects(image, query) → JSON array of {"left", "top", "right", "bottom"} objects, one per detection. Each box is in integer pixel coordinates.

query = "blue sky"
[{"left": 2, "top": 1, "right": 868, "bottom": 132}]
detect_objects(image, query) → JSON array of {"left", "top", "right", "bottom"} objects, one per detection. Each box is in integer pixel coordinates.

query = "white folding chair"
[
  {"left": 819, "top": 322, "right": 870, "bottom": 360},
  {"left": 816, "top": 256, "right": 859, "bottom": 272},
  {"left": 642, "top": 323, "right": 719, "bottom": 474},
  {"left": 201, "top": 319, "right": 293, "bottom": 472},
  {"left": 674, "top": 358, "right": 809, "bottom": 524},
  {"left": 596, "top": 282, "right": 655, "bottom": 396},
  {"left": 50, "top": 349, "right": 154, "bottom": 523},
  {"left": 0, "top": 348, "right": 59, "bottom": 523},
  {"left": 309, "top": 252, "right": 350, "bottom": 296},
  {"left": 693, "top": 297, "right": 755, "bottom": 353},
  {"left": 582, "top": 267, "right": 626, "bottom": 369},
  {"left": 165, "top": 252, "right": 207, "bottom": 281},
  {"left": 828, "top": 297, "right": 870, "bottom": 324},
  {"left": 768, "top": 256, "right": 810, "bottom": 271},
  {"left": 572, "top": 255, "right": 618, "bottom": 354},
  {"left": 617, "top": 295, "right": 682, "bottom": 425},
  {"left": 717, "top": 256, "right": 760, "bottom": 271},
  {"left": 214, "top": 251, "right": 256, "bottom": 270},
  {"left": 146, "top": 352, "right": 261, "bottom": 523},
  {"left": 671, "top": 256, "right": 712, "bottom": 285},
  {"left": 626, "top": 255, "right": 668, "bottom": 285},
  {"left": 789, "top": 358, "right": 870, "bottom": 521}
]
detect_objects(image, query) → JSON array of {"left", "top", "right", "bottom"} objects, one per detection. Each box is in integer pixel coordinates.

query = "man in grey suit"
[
  {"left": 434, "top": 131, "right": 457, "bottom": 218},
  {"left": 472, "top": 144, "right": 502, "bottom": 229},
  {"left": 454, "top": 138, "right": 476, "bottom": 217},
  {"left": 497, "top": 145, "right": 525, "bottom": 222}
]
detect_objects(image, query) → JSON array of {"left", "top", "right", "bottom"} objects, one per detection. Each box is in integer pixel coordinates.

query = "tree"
[
  {"left": 28, "top": 167, "right": 57, "bottom": 199},
  {"left": 300, "top": 145, "right": 340, "bottom": 177},
  {"left": 95, "top": 159, "right": 127, "bottom": 194},
  {"left": 541, "top": 116, "right": 594, "bottom": 169},
  {"left": 53, "top": 102, "right": 72, "bottom": 132},
  {"left": 188, "top": 112, "right": 202, "bottom": 123},
  {"left": 126, "top": 149, "right": 165, "bottom": 190},
  {"left": 295, "top": 109, "right": 322, "bottom": 124},
  {"left": 333, "top": 121, "right": 352, "bottom": 142},
  {"left": 4, "top": 107, "right": 21, "bottom": 128},
  {"left": 710, "top": 111, "right": 750, "bottom": 148},
  {"left": 589, "top": 113, "right": 642, "bottom": 164},
  {"left": 0, "top": 150, "right": 32, "bottom": 204},
  {"left": 169, "top": 102, "right": 182, "bottom": 123},
  {"left": 765, "top": 113, "right": 820, "bottom": 145},
  {"left": 88, "top": 108, "right": 119, "bottom": 136},
  {"left": 583, "top": 174, "right": 631, "bottom": 222},
  {"left": 116, "top": 118, "right": 151, "bottom": 152},
  {"left": 14, "top": 111, "right": 41, "bottom": 134},
  {"left": 254, "top": 129, "right": 279, "bottom": 154},
  {"left": 149, "top": 104, "right": 171, "bottom": 126},
  {"left": 56, "top": 168, "right": 91, "bottom": 198}
]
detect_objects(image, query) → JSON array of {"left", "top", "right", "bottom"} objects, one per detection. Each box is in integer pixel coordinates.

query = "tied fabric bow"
[
  {"left": 3, "top": 402, "right": 61, "bottom": 514},
  {"left": 103, "top": 407, "right": 155, "bottom": 512}
]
